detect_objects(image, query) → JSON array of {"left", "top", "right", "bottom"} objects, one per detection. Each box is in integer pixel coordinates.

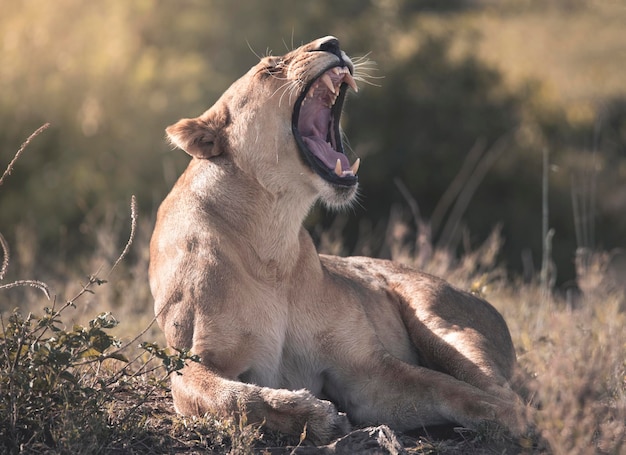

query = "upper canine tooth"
[
  {"left": 332, "top": 67, "right": 341, "bottom": 75},
  {"left": 334, "top": 159, "right": 343, "bottom": 177},
  {"left": 344, "top": 73, "right": 359, "bottom": 93},
  {"left": 350, "top": 158, "right": 361, "bottom": 175},
  {"left": 321, "top": 73, "right": 335, "bottom": 94}
]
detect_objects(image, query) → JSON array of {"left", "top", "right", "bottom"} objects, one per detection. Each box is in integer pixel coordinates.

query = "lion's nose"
[{"left": 317, "top": 36, "right": 341, "bottom": 58}]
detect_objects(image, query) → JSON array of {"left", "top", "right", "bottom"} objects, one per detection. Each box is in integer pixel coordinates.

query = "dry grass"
[
  {"left": 2, "top": 210, "right": 626, "bottom": 454},
  {"left": 321, "top": 215, "right": 626, "bottom": 454},
  {"left": 2, "top": 129, "right": 625, "bottom": 453}
]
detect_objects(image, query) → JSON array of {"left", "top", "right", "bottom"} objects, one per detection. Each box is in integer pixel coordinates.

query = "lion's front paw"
[
  {"left": 261, "top": 388, "right": 351, "bottom": 445},
  {"left": 310, "top": 404, "right": 351, "bottom": 444}
]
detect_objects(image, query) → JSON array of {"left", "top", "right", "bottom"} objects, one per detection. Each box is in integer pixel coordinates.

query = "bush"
[
  {"left": 0, "top": 304, "right": 203, "bottom": 453},
  {"left": 1, "top": 305, "right": 123, "bottom": 451},
  {"left": 1, "top": 146, "right": 201, "bottom": 452}
]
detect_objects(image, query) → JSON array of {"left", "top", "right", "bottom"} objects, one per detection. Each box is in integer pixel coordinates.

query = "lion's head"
[{"left": 165, "top": 36, "right": 360, "bottom": 209}]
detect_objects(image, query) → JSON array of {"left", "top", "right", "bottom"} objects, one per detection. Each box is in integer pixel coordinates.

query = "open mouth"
[{"left": 292, "top": 66, "right": 360, "bottom": 186}]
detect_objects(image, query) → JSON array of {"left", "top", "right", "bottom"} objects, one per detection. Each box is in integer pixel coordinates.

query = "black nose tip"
[{"left": 318, "top": 38, "right": 341, "bottom": 58}]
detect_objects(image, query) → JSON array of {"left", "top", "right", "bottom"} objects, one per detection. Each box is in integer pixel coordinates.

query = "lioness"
[{"left": 149, "top": 36, "right": 524, "bottom": 444}]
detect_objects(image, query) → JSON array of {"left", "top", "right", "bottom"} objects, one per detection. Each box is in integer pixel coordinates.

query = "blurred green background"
[{"left": 1, "top": 0, "right": 625, "bottom": 285}]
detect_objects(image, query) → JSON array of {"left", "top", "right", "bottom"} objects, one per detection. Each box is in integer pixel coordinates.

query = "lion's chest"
[
  {"left": 231, "top": 286, "right": 325, "bottom": 392},
  {"left": 242, "top": 338, "right": 325, "bottom": 394}
]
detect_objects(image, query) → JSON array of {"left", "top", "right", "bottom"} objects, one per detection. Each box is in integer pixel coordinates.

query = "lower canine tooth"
[
  {"left": 334, "top": 159, "right": 343, "bottom": 177},
  {"left": 350, "top": 158, "right": 361, "bottom": 175}
]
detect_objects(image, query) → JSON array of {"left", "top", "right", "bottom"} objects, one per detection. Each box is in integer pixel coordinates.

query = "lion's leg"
[
  {"left": 170, "top": 361, "right": 350, "bottom": 445},
  {"left": 391, "top": 280, "right": 520, "bottom": 402},
  {"left": 337, "top": 356, "right": 525, "bottom": 435},
  {"left": 377, "top": 279, "right": 528, "bottom": 432},
  {"left": 401, "top": 307, "right": 521, "bottom": 404}
]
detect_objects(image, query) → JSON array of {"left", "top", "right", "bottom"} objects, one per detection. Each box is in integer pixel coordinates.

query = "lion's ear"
[{"left": 165, "top": 117, "right": 221, "bottom": 159}]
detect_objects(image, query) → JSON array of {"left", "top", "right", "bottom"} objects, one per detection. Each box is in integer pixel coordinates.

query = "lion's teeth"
[
  {"left": 350, "top": 158, "right": 361, "bottom": 175},
  {"left": 334, "top": 159, "right": 343, "bottom": 177},
  {"left": 332, "top": 67, "right": 341, "bottom": 75},
  {"left": 344, "top": 73, "right": 359, "bottom": 93},
  {"left": 321, "top": 73, "right": 335, "bottom": 94}
]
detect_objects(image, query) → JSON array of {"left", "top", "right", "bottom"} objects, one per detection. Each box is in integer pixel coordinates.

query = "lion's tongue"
[
  {"left": 298, "top": 103, "right": 350, "bottom": 171},
  {"left": 301, "top": 136, "right": 350, "bottom": 171}
]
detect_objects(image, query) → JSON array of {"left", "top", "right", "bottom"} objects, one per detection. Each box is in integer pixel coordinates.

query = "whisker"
[
  {"left": 286, "top": 80, "right": 304, "bottom": 106},
  {"left": 265, "top": 71, "right": 291, "bottom": 82},
  {"left": 353, "top": 61, "right": 379, "bottom": 72},
  {"left": 246, "top": 39, "right": 263, "bottom": 61},
  {"left": 278, "top": 83, "right": 293, "bottom": 107},
  {"left": 354, "top": 75, "right": 383, "bottom": 88},
  {"left": 275, "top": 80, "right": 303, "bottom": 108},
  {"left": 282, "top": 36, "right": 292, "bottom": 53},
  {"left": 353, "top": 55, "right": 377, "bottom": 69},
  {"left": 351, "top": 52, "right": 373, "bottom": 64},
  {"left": 340, "top": 130, "right": 356, "bottom": 158},
  {"left": 354, "top": 63, "right": 379, "bottom": 73},
  {"left": 269, "top": 79, "right": 291, "bottom": 97},
  {"left": 352, "top": 57, "right": 383, "bottom": 88},
  {"left": 271, "top": 80, "right": 295, "bottom": 107}
]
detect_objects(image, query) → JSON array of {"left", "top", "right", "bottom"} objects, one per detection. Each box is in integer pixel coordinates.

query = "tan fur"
[{"left": 149, "top": 36, "right": 525, "bottom": 444}]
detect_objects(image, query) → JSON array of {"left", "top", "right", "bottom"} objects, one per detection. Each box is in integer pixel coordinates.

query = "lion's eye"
[{"left": 264, "top": 56, "right": 284, "bottom": 70}]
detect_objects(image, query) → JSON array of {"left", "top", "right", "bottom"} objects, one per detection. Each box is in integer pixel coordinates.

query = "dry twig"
[{"left": 0, "top": 123, "right": 50, "bottom": 187}]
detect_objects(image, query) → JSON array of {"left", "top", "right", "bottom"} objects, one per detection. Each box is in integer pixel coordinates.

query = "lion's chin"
[{"left": 316, "top": 177, "right": 359, "bottom": 211}]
